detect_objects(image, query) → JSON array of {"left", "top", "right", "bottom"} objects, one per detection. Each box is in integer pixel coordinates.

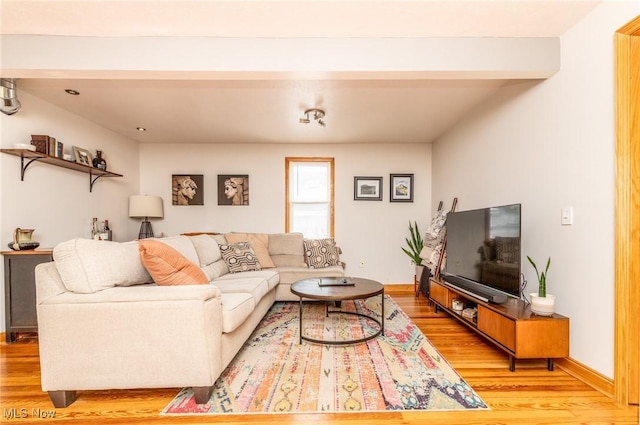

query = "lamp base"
[{"left": 138, "top": 219, "right": 154, "bottom": 239}]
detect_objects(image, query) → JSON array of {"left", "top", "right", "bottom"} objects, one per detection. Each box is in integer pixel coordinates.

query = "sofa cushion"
[
  {"left": 219, "top": 292, "right": 255, "bottom": 333},
  {"left": 53, "top": 238, "right": 152, "bottom": 294},
  {"left": 188, "top": 234, "right": 222, "bottom": 266},
  {"left": 224, "top": 233, "right": 276, "bottom": 268},
  {"left": 303, "top": 238, "right": 341, "bottom": 269},
  {"left": 215, "top": 270, "right": 280, "bottom": 292},
  {"left": 268, "top": 232, "right": 306, "bottom": 267},
  {"left": 152, "top": 236, "right": 200, "bottom": 265},
  {"left": 213, "top": 277, "right": 270, "bottom": 306},
  {"left": 219, "top": 242, "right": 262, "bottom": 273},
  {"left": 139, "top": 240, "right": 209, "bottom": 286},
  {"left": 274, "top": 265, "right": 344, "bottom": 285},
  {"left": 201, "top": 259, "right": 229, "bottom": 281}
]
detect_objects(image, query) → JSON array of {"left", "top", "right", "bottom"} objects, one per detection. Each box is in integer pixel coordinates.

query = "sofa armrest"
[
  {"left": 36, "top": 279, "right": 224, "bottom": 394},
  {"left": 39, "top": 284, "right": 221, "bottom": 305}
]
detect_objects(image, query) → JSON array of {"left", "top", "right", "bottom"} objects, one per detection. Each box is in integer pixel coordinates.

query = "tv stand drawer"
[{"left": 477, "top": 306, "right": 516, "bottom": 351}]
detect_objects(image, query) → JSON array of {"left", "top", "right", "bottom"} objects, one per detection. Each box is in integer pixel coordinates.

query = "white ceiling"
[{"left": 0, "top": 0, "right": 601, "bottom": 144}]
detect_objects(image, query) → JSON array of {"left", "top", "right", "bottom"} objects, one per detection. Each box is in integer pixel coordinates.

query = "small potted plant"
[
  {"left": 402, "top": 221, "right": 424, "bottom": 281},
  {"left": 527, "top": 256, "right": 555, "bottom": 316}
]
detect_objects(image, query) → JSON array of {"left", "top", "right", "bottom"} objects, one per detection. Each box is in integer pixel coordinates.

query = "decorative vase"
[
  {"left": 530, "top": 293, "right": 556, "bottom": 316},
  {"left": 8, "top": 228, "right": 39, "bottom": 251},
  {"left": 92, "top": 150, "right": 107, "bottom": 171}
]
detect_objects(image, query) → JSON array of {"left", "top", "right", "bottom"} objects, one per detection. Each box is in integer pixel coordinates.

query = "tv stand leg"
[
  {"left": 547, "top": 358, "right": 554, "bottom": 371},
  {"left": 509, "top": 355, "right": 516, "bottom": 372}
]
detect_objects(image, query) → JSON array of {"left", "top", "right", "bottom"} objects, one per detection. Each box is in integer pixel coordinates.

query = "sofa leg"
[
  {"left": 192, "top": 386, "right": 213, "bottom": 404},
  {"left": 48, "top": 390, "right": 77, "bottom": 408}
]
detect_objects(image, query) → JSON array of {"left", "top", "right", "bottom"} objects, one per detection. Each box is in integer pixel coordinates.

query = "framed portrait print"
[
  {"left": 218, "top": 175, "right": 249, "bottom": 205},
  {"left": 172, "top": 174, "right": 204, "bottom": 206},
  {"left": 354, "top": 176, "right": 383, "bottom": 201},
  {"left": 390, "top": 174, "right": 414, "bottom": 202},
  {"left": 73, "top": 146, "right": 93, "bottom": 167}
]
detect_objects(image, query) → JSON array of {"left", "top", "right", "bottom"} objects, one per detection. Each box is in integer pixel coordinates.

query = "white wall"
[
  {"left": 0, "top": 91, "right": 141, "bottom": 332},
  {"left": 139, "top": 142, "right": 431, "bottom": 284},
  {"left": 432, "top": 2, "right": 639, "bottom": 378}
]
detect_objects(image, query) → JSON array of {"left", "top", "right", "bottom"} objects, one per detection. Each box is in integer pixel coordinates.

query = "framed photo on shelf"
[
  {"left": 72, "top": 146, "right": 93, "bottom": 167},
  {"left": 390, "top": 174, "right": 414, "bottom": 202},
  {"left": 354, "top": 176, "right": 383, "bottom": 201}
]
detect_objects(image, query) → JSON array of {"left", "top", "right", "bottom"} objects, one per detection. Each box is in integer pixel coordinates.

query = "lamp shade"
[{"left": 129, "top": 195, "right": 164, "bottom": 218}]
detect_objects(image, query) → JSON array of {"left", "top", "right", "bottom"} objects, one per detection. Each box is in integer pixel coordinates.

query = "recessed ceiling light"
[
  {"left": 136, "top": 127, "right": 147, "bottom": 132},
  {"left": 65, "top": 89, "right": 80, "bottom": 95}
]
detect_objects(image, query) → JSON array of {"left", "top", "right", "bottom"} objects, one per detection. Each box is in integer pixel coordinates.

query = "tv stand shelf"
[{"left": 430, "top": 278, "right": 569, "bottom": 371}]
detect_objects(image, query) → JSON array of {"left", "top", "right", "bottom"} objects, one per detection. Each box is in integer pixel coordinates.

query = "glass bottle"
[
  {"left": 91, "top": 218, "right": 100, "bottom": 240},
  {"left": 93, "top": 150, "right": 107, "bottom": 171},
  {"left": 101, "top": 220, "right": 112, "bottom": 241}
]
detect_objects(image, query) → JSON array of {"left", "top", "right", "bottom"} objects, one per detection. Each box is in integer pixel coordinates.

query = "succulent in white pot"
[{"left": 527, "top": 256, "right": 555, "bottom": 316}]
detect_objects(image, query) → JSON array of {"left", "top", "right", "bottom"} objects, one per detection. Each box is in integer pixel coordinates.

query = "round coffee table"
[{"left": 290, "top": 277, "right": 384, "bottom": 345}]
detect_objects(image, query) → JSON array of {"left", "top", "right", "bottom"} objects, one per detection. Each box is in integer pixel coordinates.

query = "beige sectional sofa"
[{"left": 35, "top": 232, "right": 344, "bottom": 408}]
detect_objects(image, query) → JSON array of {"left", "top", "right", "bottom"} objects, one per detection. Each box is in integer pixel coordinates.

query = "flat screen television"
[{"left": 442, "top": 203, "right": 521, "bottom": 303}]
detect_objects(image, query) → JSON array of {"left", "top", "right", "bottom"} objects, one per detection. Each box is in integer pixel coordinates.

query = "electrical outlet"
[{"left": 359, "top": 260, "right": 365, "bottom": 268}]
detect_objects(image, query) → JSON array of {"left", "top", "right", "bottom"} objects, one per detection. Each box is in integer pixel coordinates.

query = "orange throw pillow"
[{"left": 139, "top": 240, "right": 209, "bottom": 285}]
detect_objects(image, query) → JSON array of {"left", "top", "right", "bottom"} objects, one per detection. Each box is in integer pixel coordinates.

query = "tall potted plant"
[
  {"left": 527, "top": 256, "right": 555, "bottom": 316},
  {"left": 402, "top": 221, "right": 424, "bottom": 281}
]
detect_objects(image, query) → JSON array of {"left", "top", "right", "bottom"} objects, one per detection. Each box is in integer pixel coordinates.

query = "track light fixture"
[
  {"left": 299, "top": 108, "right": 326, "bottom": 127},
  {"left": 1, "top": 78, "right": 21, "bottom": 116}
]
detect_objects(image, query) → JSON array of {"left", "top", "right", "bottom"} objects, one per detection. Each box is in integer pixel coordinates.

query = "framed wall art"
[
  {"left": 354, "top": 176, "right": 383, "bottom": 201},
  {"left": 73, "top": 146, "right": 93, "bottom": 167},
  {"left": 218, "top": 175, "right": 249, "bottom": 205},
  {"left": 390, "top": 174, "right": 414, "bottom": 202},
  {"left": 172, "top": 174, "right": 204, "bottom": 206}
]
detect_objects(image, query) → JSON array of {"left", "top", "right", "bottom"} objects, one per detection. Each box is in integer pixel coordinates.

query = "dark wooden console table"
[{"left": 2, "top": 249, "right": 53, "bottom": 343}]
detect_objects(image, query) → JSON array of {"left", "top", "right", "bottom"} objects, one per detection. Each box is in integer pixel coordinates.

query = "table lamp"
[{"left": 129, "top": 195, "right": 164, "bottom": 239}]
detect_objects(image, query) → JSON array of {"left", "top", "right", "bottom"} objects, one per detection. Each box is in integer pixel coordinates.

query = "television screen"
[{"left": 444, "top": 204, "right": 521, "bottom": 299}]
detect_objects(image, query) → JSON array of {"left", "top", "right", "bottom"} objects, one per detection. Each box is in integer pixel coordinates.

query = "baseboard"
[
  {"left": 555, "top": 357, "right": 614, "bottom": 398},
  {"left": 383, "top": 283, "right": 415, "bottom": 294}
]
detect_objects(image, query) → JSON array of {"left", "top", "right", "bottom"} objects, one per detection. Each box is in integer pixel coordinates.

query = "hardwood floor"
[{"left": 1, "top": 286, "right": 637, "bottom": 424}]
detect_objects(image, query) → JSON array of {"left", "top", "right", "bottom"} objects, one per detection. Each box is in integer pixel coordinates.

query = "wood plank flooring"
[{"left": 1, "top": 286, "right": 637, "bottom": 424}]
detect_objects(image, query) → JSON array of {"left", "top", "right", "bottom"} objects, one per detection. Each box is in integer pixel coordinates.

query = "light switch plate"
[{"left": 561, "top": 207, "right": 573, "bottom": 225}]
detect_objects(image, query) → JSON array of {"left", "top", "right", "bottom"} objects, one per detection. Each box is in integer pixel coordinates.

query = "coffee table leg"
[
  {"left": 381, "top": 291, "right": 385, "bottom": 334},
  {"left": 299, "top": 297, "right": 303, "bottom": 344}
]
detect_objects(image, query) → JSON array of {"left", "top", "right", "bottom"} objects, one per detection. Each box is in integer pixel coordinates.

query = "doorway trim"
[{"left": 614, "top": 14, "right": 640, "bottom": 405}]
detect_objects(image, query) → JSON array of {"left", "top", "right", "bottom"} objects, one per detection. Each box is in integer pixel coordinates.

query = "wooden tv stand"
[{"left": 429, "top": 278, "right": 569, "bottom": 371}]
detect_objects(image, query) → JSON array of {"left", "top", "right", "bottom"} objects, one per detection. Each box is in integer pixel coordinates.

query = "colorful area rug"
[{"left": 161, "top": 296, "right": 488, "bottom": 415}]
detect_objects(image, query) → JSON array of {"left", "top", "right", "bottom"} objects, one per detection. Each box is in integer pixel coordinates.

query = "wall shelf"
[{"left": 1, "top": 148, "right": 123, "bottom": 192}]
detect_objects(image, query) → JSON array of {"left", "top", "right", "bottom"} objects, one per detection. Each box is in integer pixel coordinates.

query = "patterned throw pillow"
[
  {"left": 304, "top": 238, "right": 340, "bottom": 269},
  {"left": 219, "top": 242, "right": 262, "bottom": 273}
]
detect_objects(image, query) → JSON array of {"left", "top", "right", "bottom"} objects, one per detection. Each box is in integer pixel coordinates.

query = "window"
[{"left": 285, "top": 157, "right": 334, "bottom": 238}]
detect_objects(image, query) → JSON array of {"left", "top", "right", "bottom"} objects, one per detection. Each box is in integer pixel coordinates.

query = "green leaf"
[{"left": 402, "top": 220, "right": 424, "bottom": 264}]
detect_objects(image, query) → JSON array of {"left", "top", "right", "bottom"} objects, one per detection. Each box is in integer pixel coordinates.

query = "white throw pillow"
[{"left": 53, "top": 238, "right": 152, "bottom": 293}]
